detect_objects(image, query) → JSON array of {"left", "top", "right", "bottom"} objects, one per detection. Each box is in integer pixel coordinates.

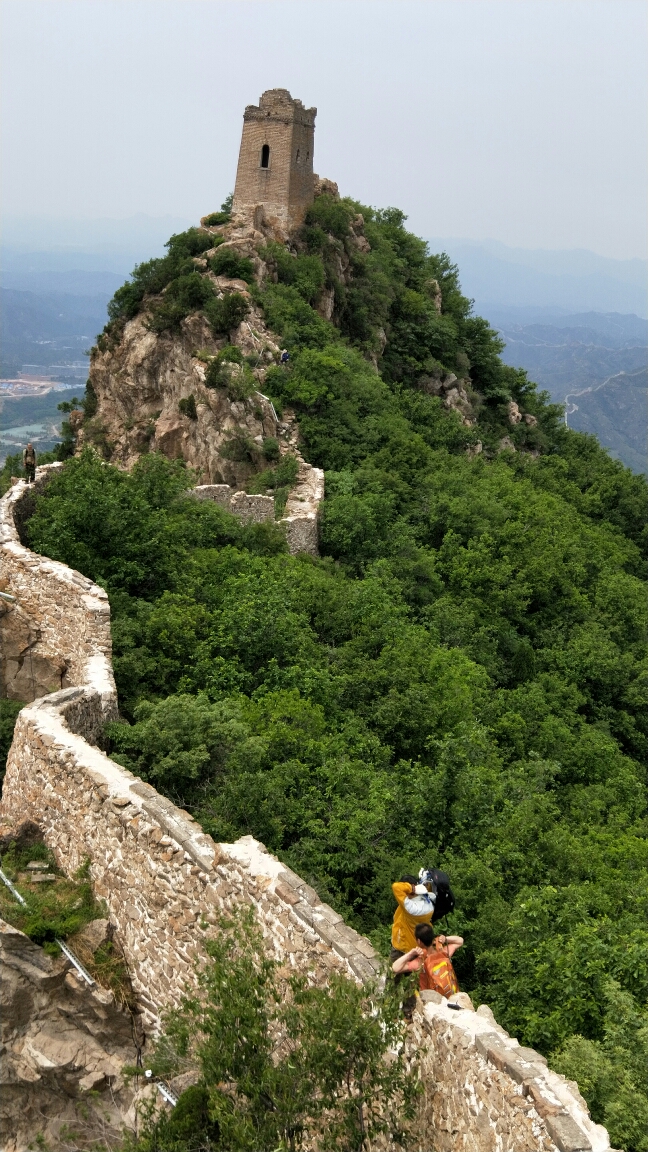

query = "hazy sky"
[{"left": 1, "top": 0, "right": 646, "bottom": 259}]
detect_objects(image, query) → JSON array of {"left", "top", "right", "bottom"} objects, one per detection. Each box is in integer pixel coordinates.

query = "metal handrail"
[
  {"left": 0, "top": 864, "right": 95, "bottom": 985},
  {"left": 56, "top": 937, "right": 95, "bottom": 985},
  {"left": 0, "top": 865, "right": 27, "bottom": 905},
  {"left": 144, "top": 1070, "right": 178, "bottom": 1107},
  {"left": 255, "top": 390, "right": 279, "bottom": 424}
]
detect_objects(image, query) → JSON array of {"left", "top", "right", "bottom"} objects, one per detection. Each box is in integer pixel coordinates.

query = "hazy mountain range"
[
  {"left": 427, "top": 238, "right": 647, "bottom": 318},
  {"left": 490, "top": 309, "right": 647, "bottom": 474},
  {"left": 1, "top": 220, "right": 646, "bottom": 473}
]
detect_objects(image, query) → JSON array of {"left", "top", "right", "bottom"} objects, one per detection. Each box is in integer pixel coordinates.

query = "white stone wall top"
[{"left": 221, "top": 834, "right": 287, "bottom": 881}]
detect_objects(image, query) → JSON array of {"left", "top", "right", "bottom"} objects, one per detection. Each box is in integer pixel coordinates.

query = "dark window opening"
[
  {"left": 260, "top": 144, "right": 270, "bottom": 168},
  {"left": 296, "top": 148, "right": 300, "bottom": 161},
  {"left": 306, "top": 150, "right": 310, "bottom": 160}
]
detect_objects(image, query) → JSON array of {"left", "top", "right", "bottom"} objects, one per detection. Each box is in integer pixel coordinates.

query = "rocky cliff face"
[
  {"left": 1, "top": 918, "right": 142, "bottom": 1151},
  {"left": 81, "top": 212, "right": 292, "bottom": 485},
  {"left": 79, "top": 189, "right": 371, "bottom": 488},
  {"left": 83, "top": 300, "right": 282, "bottom": 487}
]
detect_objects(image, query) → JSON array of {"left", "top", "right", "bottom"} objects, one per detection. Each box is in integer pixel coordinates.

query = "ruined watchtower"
[{"left": 232, "top": 89, "right": 317, "bottom": 232}]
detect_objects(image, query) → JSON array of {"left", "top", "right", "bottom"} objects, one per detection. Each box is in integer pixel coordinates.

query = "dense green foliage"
[
  {"left": 210, "top": 247, "right": 255, "bottom": 283},
  {"left": 98, "top": 227, "right": 248, "bottom": 342},
  {"left": 24, "top": 201, "right": 648, "bottom": 1147},
  {"left": 179, "top": 394, "right": 198, "bottom": 420},
  {"left": 123, "top": 909, "right": 416, "bottom": 1152},
  {"left": 552, "top": 982, "right": 648, "bottom": 1151},
  {"left": 0, "top": 839, "right": 104, "bottom": 949},
  {"left": 0, "top": 699, "right": 23, "bottom": 781}
]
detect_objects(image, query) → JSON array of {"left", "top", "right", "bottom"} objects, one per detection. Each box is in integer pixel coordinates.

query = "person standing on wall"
[
  {"left": 391, "top": 925, "right": 464, "bottom": 999},
  {"left": 23, "top": 443, "right": 36, "bottom": 484},
  {"left": 390, "top": 873, "right": 436, "bottom": 965}
]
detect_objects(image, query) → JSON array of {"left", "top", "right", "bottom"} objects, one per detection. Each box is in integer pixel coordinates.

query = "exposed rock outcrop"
[
  {"left": 0, "top": 919, "right": 141, "bottom": 1151},
  {"left": 508, "top": 400, "right": 538, "bottom": 428},
  {"left": 84, "top": 303, "right": 281, "bottom": 487},
  {"left": 78, "top": 210, "right": 330, "bottom": 552},
  {"left": 419, "top": 371, "right": 476, "bottom": 426}
]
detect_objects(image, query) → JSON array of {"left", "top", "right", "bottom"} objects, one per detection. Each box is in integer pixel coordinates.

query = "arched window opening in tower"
[{"left": 261, "top": 144, "right": 270, "bottom": 169}]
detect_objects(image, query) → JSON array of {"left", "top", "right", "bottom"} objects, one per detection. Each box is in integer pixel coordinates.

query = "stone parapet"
[
  {"left": 190, "top": 454, "right": 324, "bottom": 556},
  {"left": 190, "top": 483, "right": 275, "bottom": 523},
  {"left": 0, "top": 466, "right": 117, "bottom": 712},
  {"left": 0, "top": 686, "right": 380, "bottom": 1029},
  {"left": 412, "top": 996, "right": 610, "bottom": 1152}
]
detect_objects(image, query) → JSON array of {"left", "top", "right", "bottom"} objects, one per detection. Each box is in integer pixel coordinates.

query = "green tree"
[
  {"left": 551, "top": 981, "right": 648, "bottom": 1151},
  {"left": 125, "top": 909, "right": 417, "bottom": 1152}
]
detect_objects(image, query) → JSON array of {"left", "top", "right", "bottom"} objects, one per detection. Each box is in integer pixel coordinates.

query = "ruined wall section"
[
  {"left": 190, "top": 440, "right": 324, "bottom": 556},
  {"left": 0, "top": 466, "right": 117, "bottom": 712}
]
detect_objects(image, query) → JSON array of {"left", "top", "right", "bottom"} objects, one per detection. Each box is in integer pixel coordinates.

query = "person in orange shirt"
[
  {"left": 390, "top": 873, "right": 436, "bottom": 964},
  {"left": 391, "top": 924, "right": 464, "bottom": 999}
]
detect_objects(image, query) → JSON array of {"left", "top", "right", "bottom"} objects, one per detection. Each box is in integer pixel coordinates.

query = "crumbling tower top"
[{"left": 232, "top": 89, "right": 317, "bottom": 232}]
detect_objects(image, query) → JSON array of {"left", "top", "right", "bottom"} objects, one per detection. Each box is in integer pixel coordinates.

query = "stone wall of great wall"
[
  {"left": 0, "top": 465, "right": 117, "bottom": 710},
  {"left": 0, "top": 472, "right": 613, "bottom": 1152},
  {"left": 190, "top": 441, "right": 324, "bottom": 557}
]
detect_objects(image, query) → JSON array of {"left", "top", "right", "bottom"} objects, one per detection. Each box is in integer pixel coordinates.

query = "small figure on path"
[{"left": 23, "top": 443, "right": 36, "bottom": 484}]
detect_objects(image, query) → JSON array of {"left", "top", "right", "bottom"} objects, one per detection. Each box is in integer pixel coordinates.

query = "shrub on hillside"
[
  {"left": 262, "top": 436, "right": 280, "bottom": 461},
  {"left": 178, "top": 394, "right": 198, "bottom": 420},
  {"left": 107, "top": 229, "right": 215, "bottom": 324},
  {"left": 265, "top": 242, "right": 326, "bottom": 305},
  {"left": 202, "top": 210, "right": 231, "bottom": 227},
  {"left": 120, "top": 908, "right": 417, "bottom": 1152},
  {"left": 204, "top": 348, "right": 255, "bottom": 400},
  {"left": 148, "top": 272, "right": 215, "bottom": 334},
  {"left": 204, "top": 293, "right": 250, "bottom": 336},
  {"left": 210, "top": 247, "right": 255, "bottom": 283},
  {"left": 304, "top": 193, "right": 354, "bottom": 240}
]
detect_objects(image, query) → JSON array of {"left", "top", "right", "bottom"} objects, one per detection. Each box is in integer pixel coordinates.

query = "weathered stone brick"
[{"left": 544, "top": 1112, "right": 592, "bottom": 1152}]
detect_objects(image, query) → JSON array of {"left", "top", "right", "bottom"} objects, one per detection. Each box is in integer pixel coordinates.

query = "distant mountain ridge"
[
  {"left": 490, "top": 309, "right": 647, "bottom": 473},
  {"left": 0, "top": 288, "right": 110, "bottom": 377},
  {"left": 427, "top": 238, "right": 647, "bottom": 318},
  {"left": 565, "top": 367, "right": 647, "bottom": 476}
]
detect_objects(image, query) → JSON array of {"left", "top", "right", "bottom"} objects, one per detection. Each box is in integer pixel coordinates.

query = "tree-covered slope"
[{"left": 24, "top": 196, "right": 648, "bottom": 1149}]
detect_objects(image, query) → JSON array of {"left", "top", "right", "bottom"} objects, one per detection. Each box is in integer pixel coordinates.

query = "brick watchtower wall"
[{"left": 232, "top": 89, "right": 316, "bottom": 231}]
